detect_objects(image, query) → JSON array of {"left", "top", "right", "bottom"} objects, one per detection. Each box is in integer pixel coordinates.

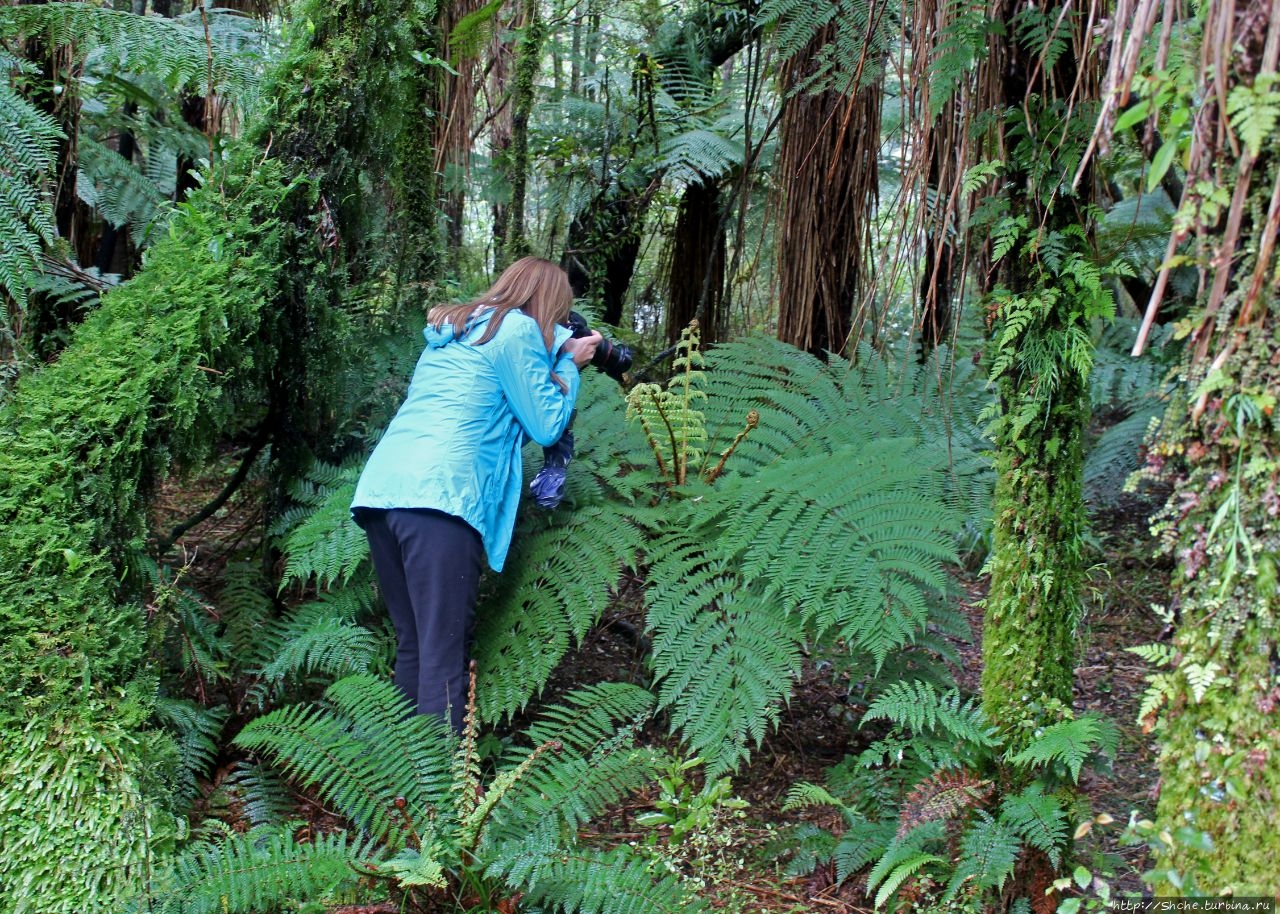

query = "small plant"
[{"left": 784, "top": 681, "right": 1118, "bottom": 911}]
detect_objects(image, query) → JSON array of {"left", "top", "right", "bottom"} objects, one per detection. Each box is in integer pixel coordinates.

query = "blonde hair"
[{"left": 428, "top": 257, "right": 573, "bottom": 352}]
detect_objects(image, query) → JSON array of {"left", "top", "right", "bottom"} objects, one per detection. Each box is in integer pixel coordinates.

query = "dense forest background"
[{"left": 1, "top": 0, "right": 1277, "bottom": 912}]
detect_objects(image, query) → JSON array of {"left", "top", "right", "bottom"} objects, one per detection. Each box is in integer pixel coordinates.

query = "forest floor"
[{"left": 155, "top": 458, "right": 1173, "bottom": 914}]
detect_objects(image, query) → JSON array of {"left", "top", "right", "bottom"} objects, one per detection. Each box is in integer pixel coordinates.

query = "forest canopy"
[{"left": 1, "top": 0, "right": 1277, "bottom": 912}]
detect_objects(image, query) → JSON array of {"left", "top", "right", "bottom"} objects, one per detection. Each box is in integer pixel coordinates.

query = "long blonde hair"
[{"left": 428, "top": 257, "right": 573, "bottom": 352}]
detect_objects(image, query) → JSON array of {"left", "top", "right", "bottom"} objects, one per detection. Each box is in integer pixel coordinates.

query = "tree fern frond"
[
  {"left": 0, "top": 4, "right": 263, "bottom": 99},
  {"left": 76, "top": 136, "right": 167, "bottom": 234},
  {"left": 0, "top": 82, "right": 60, "bottom": 313},
  {"left": 217, "top": 762, "right": 295, "bottom": 829},
  {"left": 139, "top": 824, "right": 368, "bottom": 914},
  {"left": 153, "top": 696, "right": 227, "bottom": 805},
  {"left": 473, "top": 504, "right": 642, "bottom": 721}
]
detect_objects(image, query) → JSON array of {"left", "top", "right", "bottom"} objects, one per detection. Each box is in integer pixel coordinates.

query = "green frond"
[
  {"left": 254, "top": 600, "right": 385, "bottom": 696},
  {"left": 75, "top": 136, "right": 168, "bottom": 241},
  {"left": 234, "top": 675, "right": 456, "bottom": 849},
  {"left": 473, "top": 501, "right": 643, "bottom": 721},
  {"left": 659, "top": 127, "right": 746, "bottom": 185},
  {"left": 0, "top": 4, "right": 262, "bottom": 100},
  {"left": 216, "top": 762, "right": 295, "bottom": 828},
  {"left": 1005, "top": 713, "right": 1118, "bottom": 782},
  {"left": 645, "top": 539, "right": 805, "bottom": 776},
  {"left": 998, "top": 784, "right": 1068, "bottom": 868},
  {"left": 495, "top": 684, "right": 658, "bottom": 836},
  {"left": 491, "top": 843, "right": 707, "bottom": 914},
  {"left": 943, "top": 812, "right": 1021, "bottom": 901},
  {"left": 153, "top": 696, "right": 227, "bottom": 805},
  {"left": 834, "top": 819, "right": 899, "bottom": 883},
  {"left": 0, "top": 82, "right": 60, "bottom": 314},
  {"left": 278, "top": 460, "right": 367, "bottom": 590},
  {"left": 139, "top": 824, "right": 368, "bottom": 914},
  {"left": 862, "top": 681, "right": 999, "bottom": 748}
]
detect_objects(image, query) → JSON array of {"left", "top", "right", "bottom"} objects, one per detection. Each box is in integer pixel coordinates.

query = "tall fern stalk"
[{"left": 976, "top": 0, "right": 1112, "bottom": 745}]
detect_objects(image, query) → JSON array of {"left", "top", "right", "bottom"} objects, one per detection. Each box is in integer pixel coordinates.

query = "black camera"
[{"left": 565, "top": 311, "right": 633, "bottom": 382}]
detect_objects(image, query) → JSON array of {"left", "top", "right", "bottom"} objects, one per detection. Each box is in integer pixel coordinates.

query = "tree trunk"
[
  {"left": 773, "top": 20, "right": 881, "bottom": 357},
  {"left": 977, "top": 0, "right": 1105, "bottom": 745},
  {"left": 1138, "top": 1, "right": 1280, "bottom": 890},
  {"left": 665, "top": 177, "right": 726, "bottom": 344}
]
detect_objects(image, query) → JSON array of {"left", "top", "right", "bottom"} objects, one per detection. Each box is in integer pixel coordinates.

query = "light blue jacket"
[{"left": 351, "top": 309, "right": 579, "bottom": 571}]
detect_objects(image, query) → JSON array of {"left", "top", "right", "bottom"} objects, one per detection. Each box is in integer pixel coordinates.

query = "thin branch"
[{"left": 156, "top": 426, "right": 269, "bottom": 556}]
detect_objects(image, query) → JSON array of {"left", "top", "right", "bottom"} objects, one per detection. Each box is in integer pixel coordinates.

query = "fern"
[
  {"left": 230, "top": 673, "right": 695, "bottom": 912},
  {"left": 998, "top": 783, "right": 1068, "bottom": 868},
  {"left": 236, "top": 675, "right": 453, "bottom": 850},
  {"left": 0, "top": 78, "right": 60, "bottom": 316},
  {"left": 1005, "top": 714, "right": 1117, "bottom": 782},
  {"left": 138, "top": 824, "right": 369, "bottom": 914},
  {"left": 75, "top": 136, "right": 167, "bottom": 238},
  {"left": 863, "top": 681, "right": 999, "bottom": 748},
  {"left": 943, "top": 812, "right": 1020, "bottom": 901},
  {"left": 0, "top": 4, "right": 262, "bottom": 100},
  {"left": 278, "top": 459, "right": 367, "bottom": 590},
  {"left": 153, "top": 697, "right": 227, "bottom": 806}
]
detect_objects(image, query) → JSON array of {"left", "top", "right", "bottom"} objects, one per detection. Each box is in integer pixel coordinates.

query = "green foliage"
[
  {"left": 277, "top": 459, "right": 368, "bottom": 590},
  {"left": 473, "top": 334, "right": 987, "bottom": 777},
  {"left": 0, "top": 3, "right": 263, "bottom": 100},
  {"left": 761, "top": 0, "right": 893, "bottom": 94},
  {"left": 138, "top": 824, "right": 371, "bottom": 914},
  {"left": 0, "top": 156, "right": 301, "bottom": 913},
  {"left": 199, "top": 675, "right": 701, "bottom": 913},
  {"left": 785, "top": 683, "right": 1116, "bottom": 911},
  {"left": 0, "top": 69, "right": 60, "bottom": 317}
]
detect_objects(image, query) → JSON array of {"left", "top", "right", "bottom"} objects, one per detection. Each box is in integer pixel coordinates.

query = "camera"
[{"left": 565, "top": 311, "right": 633, "bottom": 382}]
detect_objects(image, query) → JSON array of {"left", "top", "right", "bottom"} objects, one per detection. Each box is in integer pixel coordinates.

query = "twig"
[{"left": 156, "top": 426, "right": 269, "bottom": 556}]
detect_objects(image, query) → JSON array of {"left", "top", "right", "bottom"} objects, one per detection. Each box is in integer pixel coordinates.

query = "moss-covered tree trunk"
[
  {"left": 1138, "top": 1, "right": 1280, "bottom": 888},
  {"left": 0, "top": 1, "right": 441, "bottom": 910},
  {"left": 977, "top": 0, "right": 1108, "bottom": 743}
]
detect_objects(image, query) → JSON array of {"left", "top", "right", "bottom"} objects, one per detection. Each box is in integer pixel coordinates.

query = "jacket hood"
[{"left": 423, "top": 309, "right": 494, "bottom": 349}]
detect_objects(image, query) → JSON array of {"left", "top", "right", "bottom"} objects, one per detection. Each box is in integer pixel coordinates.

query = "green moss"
[
  {"left": 1145, "top": 313, "right": 1280, "bottom": 894},
  {"left": 0, "top": 158, "right": 298, "bottom": 912}
]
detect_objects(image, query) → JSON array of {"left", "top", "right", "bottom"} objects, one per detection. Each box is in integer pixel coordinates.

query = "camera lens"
[{"left": 592, "top": 339, "right": 633, "bottom": 380}]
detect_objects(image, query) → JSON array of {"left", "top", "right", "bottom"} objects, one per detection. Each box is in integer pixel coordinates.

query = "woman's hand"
[{"left": 562, "top": 330, "right": 603, "bottom": 368}]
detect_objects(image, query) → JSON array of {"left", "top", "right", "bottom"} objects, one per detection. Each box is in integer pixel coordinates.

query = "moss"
[
  {"left": 0, "top": 157, "right": 297, "bottom": 912},
  {"left": 1146, "top": 314, "right": 1280, "bottom": 894}
]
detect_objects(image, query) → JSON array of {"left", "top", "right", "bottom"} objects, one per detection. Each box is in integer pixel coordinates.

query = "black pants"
[{"left": 360, "top": 508, "right": 484, "bottom": 732}]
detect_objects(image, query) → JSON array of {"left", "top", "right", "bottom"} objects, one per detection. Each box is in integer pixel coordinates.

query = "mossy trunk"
[
  {"left": 977, "top": 0, "right": 1103, "bottom": 745},
  {"left": 1147, "top": 230, "right": 1280, "bottom": 896},
  {"left": 0, "top": 1, "right": 442, "bottom": 910},
  {"left": 980, "top": 361, "right": 1089, "bottom": 738}
]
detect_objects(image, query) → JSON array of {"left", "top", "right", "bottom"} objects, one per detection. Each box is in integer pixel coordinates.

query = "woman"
[{"left": 351, "top": 257, "right": 601, "bottom": 731}]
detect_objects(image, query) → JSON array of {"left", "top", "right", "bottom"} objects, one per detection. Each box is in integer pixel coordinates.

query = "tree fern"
[
  {"left": 75, "top": 136, "right": 167, "bottom": 241},
  {"left": 0, "top": 4, "right": 262, "bottom": 100},
  {"left": 943, "top": 812, "right": 1021, "bottom": 901}
]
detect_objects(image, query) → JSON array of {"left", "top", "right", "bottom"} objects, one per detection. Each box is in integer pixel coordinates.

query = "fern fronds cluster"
[
  {"left": 170, "top": 675, "right": 698, "bottom": 913},
  {"left": 784, "top": 680, "right": 1116, "bottom": 909}
]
